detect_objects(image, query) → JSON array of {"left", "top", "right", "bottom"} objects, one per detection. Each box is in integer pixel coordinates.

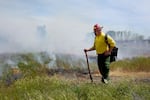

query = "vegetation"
[
  {"left": 0, "top": 53, "right": 150, "bottom": 100},
  {"left": 0, "top": 75, "right": 149, "bottom": 100},
  {"left": 110, "top": 57, "right": 150, "bottom": 72}
]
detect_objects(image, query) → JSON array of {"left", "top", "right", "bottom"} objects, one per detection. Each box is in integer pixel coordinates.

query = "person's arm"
[
  {"left": 108, "top": 47, "right": 114, "bottom": 54},
  {"left": 84, "top": 39, "right": 96, "bottom": 52},
  {"left": 84, "top": 46, "right": 95, "bottom": 52},
  {"left": 104, "top": 35, "right": 116, "bottom": 55}
]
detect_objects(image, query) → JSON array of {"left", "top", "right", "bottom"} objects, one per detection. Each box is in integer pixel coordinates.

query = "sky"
[{"left": 0, "top": 0, "right": 150, "bottom": 55}]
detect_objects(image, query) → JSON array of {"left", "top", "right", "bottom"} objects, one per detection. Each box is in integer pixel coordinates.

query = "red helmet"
[{"left": 93, "top": 24, "right": 103, "bottom": 30}]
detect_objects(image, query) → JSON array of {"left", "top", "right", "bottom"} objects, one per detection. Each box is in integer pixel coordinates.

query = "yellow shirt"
[{"left": 93, "top": 32, "right": 116, "bottom": 54}]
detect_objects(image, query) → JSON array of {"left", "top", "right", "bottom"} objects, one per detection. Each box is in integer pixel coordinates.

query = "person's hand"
[
  {"left": 104, "top": 50, "right": 111, "bottom": 56},
  {"left": 84, "top": 49, "right": 88, "bottom": 53}
]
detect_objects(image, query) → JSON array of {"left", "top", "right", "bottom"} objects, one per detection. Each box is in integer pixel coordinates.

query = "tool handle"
[{"left": 85, "top": 52, "right": 93, "bottom": 82}]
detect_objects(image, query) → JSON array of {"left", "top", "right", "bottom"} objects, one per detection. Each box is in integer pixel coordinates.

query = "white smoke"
[{"left": 0, "top": 15, "right": 91, "bottom": 56}]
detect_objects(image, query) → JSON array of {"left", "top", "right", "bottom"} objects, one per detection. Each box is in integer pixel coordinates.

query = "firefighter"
[{"left": 84, "top": 24, "right": 116, "bottom": 84}]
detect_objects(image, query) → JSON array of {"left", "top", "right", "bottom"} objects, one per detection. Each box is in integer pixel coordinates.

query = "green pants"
[{"left": 97, "top": 54, "right": 110, "bottom": 79}]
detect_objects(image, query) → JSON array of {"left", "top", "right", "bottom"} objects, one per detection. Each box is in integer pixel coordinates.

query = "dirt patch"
[
  {"left": 110, "top": 71, "right": 150, "bottom": 78},
  {"left": 48, "top": 69, "right": 150, "bottom": 83}
]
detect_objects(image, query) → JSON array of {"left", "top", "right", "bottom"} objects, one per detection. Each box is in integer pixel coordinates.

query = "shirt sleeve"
[{"left": 107, "top": 35, "right": 116, "bottom": 47}]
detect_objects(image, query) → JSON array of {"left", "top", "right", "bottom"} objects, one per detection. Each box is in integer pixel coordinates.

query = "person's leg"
[
  {"left": 103, "top": 56, "right": 110, "bottom": 80},
  {"left": 97, "top": 55, "right": 103, "bottom": 75},
  {"left": 97, "top": 54, "right": 105, "bottom": 82}
]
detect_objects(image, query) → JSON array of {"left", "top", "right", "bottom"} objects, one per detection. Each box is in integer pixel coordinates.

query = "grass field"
[
  {"left": 0, "top": 75, "right": 149, "bottom": 100},
  {"left": 0, "top": 55, "right": 150, "bottom": 100}
]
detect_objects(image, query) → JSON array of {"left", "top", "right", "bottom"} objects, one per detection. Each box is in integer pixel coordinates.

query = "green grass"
[
  {"left": 0, "top": 55, "right": 150, "bottom": 100},
  {"left": 0, "top": 75, "right": 150, "bottom": 100},
  {"left": 110, "top": 57, "right": 150, "bottom": 72}
]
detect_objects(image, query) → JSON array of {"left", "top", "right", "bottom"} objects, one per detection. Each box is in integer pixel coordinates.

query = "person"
[{"left": 84, "top": 24, "right": 116, "bottom": 84}]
